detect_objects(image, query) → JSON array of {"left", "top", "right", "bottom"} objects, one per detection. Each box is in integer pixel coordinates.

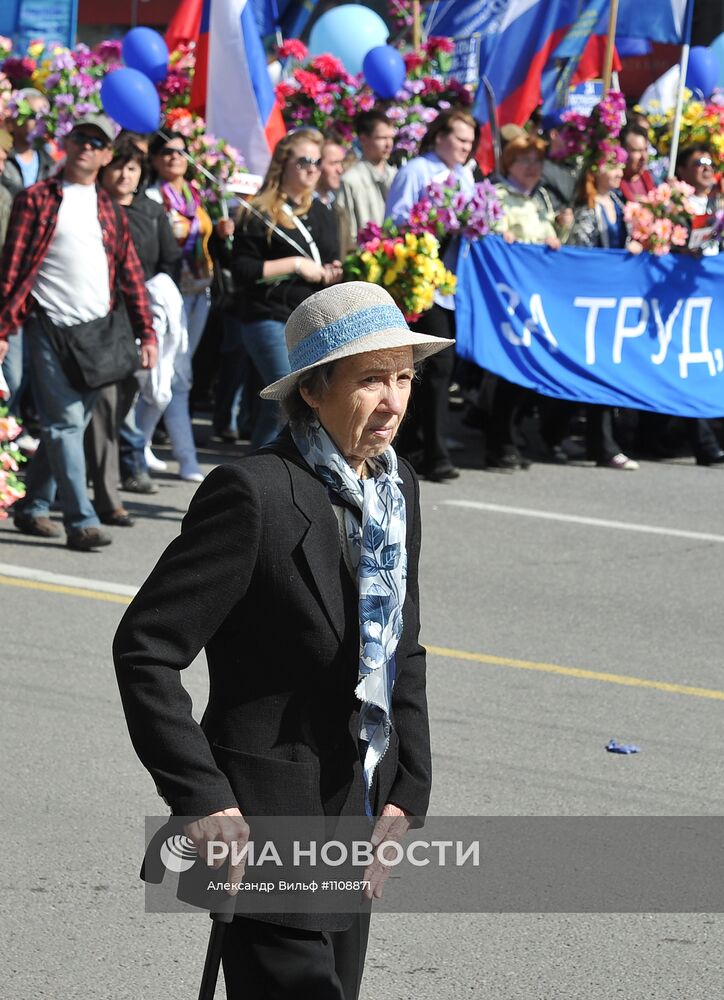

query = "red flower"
[
  {"left": 404, "top": 52, "right": 425, "bottom": 72},
  {"left": 426, "top": 36, "right": 455, "bottom": 55},
  {"left": 278, "top": 39, "right": 308, "bottom": 61},
  {"left": 165, "top": 107, "right": 194, "bottom": 128},
  {"left": 311, "top": 53, "right": 346, "bottom": 81},
  {"left": 275, "top": 81, "right": 296, "bottom": 101},
  {"left": 293, "top": 68, "right": 324, "bottom": 97},
  {"left": 422, "top": 76, "right": 444, "bottom": 94}
]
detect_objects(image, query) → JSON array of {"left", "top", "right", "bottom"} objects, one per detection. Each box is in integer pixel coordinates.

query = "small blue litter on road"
[{"left": 606, "top": 739, "right": 641, "bottom": 754}]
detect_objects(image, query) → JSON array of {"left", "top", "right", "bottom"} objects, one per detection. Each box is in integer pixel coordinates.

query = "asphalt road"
[{"left": 2, "top": 421, "right": 724, "bottom": 999}]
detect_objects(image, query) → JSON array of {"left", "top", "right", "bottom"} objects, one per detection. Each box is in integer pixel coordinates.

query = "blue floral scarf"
[{"left": 292, "top": 419, "right": 407, "bottom": 816}]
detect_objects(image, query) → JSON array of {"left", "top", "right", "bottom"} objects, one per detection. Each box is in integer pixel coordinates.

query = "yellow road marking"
[
  {"left": 3, "top": 573, "right": 723, "bottom": 702},
  {"left": 0, "top": 574, "right": 131, "bottom": 605},
  {"left": 427, "top": 645, "right": 724, "bottom": 702}
]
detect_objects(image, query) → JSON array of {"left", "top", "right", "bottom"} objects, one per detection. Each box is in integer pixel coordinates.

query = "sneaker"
[
  {"left": 121, "top": 474, "right": 158, "bottom": 495},
  {"left": 598, "top": 453, "right": 639, "bottom": 471},
  {"left": 144, "top": 446, "right": 168, "bottom": 472},
  {"left": 179, "top": 468, "right": 204, "bottom": 483},
  {"left": 14, "top": 513, "right": 63, "bottom": 538},
  {"left": 66, "top": 526, "right": 112, "bottom": 550}
]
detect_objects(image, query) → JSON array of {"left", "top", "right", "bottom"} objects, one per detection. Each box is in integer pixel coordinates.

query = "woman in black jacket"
[
  {"left": 229, "top": 127, "right": 342, "bottom": 447},
  {"left": 85, "top": 139, "right": 181, "bottom": 523}
]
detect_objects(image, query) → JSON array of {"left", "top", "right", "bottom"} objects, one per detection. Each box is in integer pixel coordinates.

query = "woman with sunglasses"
[
  {"left": 228, "top": 128, "right": 342, "bottom": 448},
  {"left": 139, "top": 132, "right": 232, "bottom": 481}
]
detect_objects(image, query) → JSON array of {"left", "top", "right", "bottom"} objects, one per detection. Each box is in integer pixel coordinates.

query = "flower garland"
[
  {"left": 344, "top": 227, "right": 456, "bottom": 321},
  {"left": 275, "top": 41, "right": 373, "bottom": 144},
  {"left": 552, "top": 90, "right": 627, "bottom": 171},
  {"left": 405, "top": 174, "right": 503, "bottom": 240},
  {"left": 0, "top": 409, "right": 26, "bottom": 519},
  {"left": 623, "top": 180, "right": 694, "bottom": 255},
  {"left": 644, "top": 92, "right": 724, "bottom": 168}
]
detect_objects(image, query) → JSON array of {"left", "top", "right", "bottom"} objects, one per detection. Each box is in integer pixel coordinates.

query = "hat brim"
[{"left": 259, "top": 328, "right": 455, "bottom": 400}]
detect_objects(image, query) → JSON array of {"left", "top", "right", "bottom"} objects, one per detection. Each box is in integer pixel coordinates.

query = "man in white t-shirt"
[{"left": 0, "top": 114, "right": 158, "bottom": 548}]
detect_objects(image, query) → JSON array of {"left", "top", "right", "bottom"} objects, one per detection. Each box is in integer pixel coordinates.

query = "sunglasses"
[
  {"left": 69, "top": 132, "right": 109, "bottom": 150},
  {"left": 294, "top": 156, "right": 322, "bottom": 170},
  {"left": 157, "top": 146, "right": 186, "bottom": 158},
  {"left": 692, "top": 157, "right": 713, "bottom": 168}
]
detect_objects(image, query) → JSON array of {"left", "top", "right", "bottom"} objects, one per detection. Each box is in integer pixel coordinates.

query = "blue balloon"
[
  {"left": 309, "top": 4, "right": 388, "bottom": 76},
  {"left": 710, "top": 31, "right": 724, "bottom": 89},
  {"left": 122, "top": 26, "right": 169, "bottom": 83},
  {"left": 615, "top": 35, "right": 651, "bottom": 58},
  {"left": 363, "top": 45, "right": 406, "bottom": 99},
  {"left": 101, "top": 68, "right": 161, "bottom": 134},
  {"left": 685, "top": 45, "right": 719, "bottom": 98}
]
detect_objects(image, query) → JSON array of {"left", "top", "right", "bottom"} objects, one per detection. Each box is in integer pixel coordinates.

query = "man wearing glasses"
[{"left": 0, "top": 113, "right": 157, "bottom": 549}]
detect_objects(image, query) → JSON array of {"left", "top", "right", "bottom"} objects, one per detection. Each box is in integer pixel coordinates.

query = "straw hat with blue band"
[{"left": 260, "top": 282, "right": 455, "bottom": 400}]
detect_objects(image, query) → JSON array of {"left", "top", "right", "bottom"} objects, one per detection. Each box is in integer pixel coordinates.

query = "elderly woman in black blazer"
[{"left": 113, "top": 282, "right": 451, "bottom": 999}]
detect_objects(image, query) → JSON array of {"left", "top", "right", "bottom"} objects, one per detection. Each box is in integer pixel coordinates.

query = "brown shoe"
[
  {"left": 99, "top": 508, "right": 135, "bottom": 527},
  {"left": 14, "top": 513, "right": 63, "bottom": 538},
  {"left": 66, "top": 526, "right": 113, "bottom": 551}
]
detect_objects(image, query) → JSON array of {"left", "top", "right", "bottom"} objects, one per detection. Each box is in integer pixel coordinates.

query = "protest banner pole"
[
  {"left": 667, "top": 0, "right": 696, "bottom": 180},
  {"left": 602, "top": 0, "right": 620, "bottom": 92}
]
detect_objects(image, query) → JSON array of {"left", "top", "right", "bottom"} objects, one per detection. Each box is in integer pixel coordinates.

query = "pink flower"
[{"left": 671, "top": 225, "right": 689, "bottom": 246}]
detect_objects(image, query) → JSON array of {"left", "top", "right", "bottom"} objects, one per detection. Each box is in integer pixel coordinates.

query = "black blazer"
[{"left": 113, "top": 435, "right": 432, "bottom": 827}]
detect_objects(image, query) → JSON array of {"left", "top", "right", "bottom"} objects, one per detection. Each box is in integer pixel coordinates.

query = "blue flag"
[
  {"left": 456, "top": 238, "right": 724, "bottom": 419},
  {"left": 540, "top": 0, "right": 609, "bottom": 114},
  {"left": 596, "top": 0, "right": 691, "bottom": 44}
]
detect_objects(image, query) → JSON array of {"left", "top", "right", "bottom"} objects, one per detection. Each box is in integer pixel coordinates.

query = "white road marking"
[
  {"left": 441, "top": 501, "right": 724, "bottom": 544},
  {"left": 0, "top": 561, "right": 139, "bottom": 596}
]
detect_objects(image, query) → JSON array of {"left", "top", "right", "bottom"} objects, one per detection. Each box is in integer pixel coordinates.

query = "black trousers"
[
  {"left": 397, "top": 304, "right": 456, "bottom": 471},
  {"left": 222, "top": 913, "right": 371, "bottom": 1000}
]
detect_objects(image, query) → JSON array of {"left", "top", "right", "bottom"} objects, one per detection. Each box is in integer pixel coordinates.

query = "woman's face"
[
  {"left": 301, "top": 348, "right": 415, "bottom": 474},
  {"left": 507, "top": 151, "right": 543, "bottom": 192},
  {"left": 101, "top": 158, "right": 143, "bottom": 201},
  {"left": 281, "top": 139, "right": 322, "bottom": 198},
  {"left": 435, "top": 121, "right": 476, "bottom": 168},
  {"left": 597, "top": 164, "right": 623, "bottom": 192},
  {"left": 152, "top": 136, "right": 187, "bottom": 182}
]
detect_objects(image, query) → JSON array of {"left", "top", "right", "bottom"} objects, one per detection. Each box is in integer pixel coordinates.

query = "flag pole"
[
  {"left": 413, "top": 0, "right": 422, "bottom": 52},
  {"left": 667, "top": 0, "right": 696, "bottom": 180},
  {"left": 602, "top": 0, "right": 620, "bottom": 92}
]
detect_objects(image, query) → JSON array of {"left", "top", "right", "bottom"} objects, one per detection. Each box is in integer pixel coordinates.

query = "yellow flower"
[
  {"left": 367, "top": 261, "right": 382, "bottom": 284},
  {"left": 404, "top": 232, "right": 419, "bottom": 250},
  {"left": 27, "top": 41, "right": 44, "bottom": 59},
  {"left": 383, "top": 267, "right": 399, "bottom": 286}
]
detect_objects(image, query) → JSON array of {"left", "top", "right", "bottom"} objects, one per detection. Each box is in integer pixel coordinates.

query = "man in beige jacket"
[{"left": 338, "top": 110, "right": 397, "bottom": 254}]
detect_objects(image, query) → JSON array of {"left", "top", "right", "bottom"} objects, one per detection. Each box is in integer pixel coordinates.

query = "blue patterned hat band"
[
  {"left": 288, "top": 304, "right": 407, "bottom": 371},
  {"left": 259, "top": 282, "right": 455, "bottom": 400}
]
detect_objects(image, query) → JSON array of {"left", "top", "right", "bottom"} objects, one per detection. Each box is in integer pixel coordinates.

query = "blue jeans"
[
  {"left": 18, "top": 317, "right": 100, "bottom": 531},
  {"left": 214, "top": 313, "right": 253, "bottom": 436},
  {"left": 1, "top": 327, "right": 25, "bottom": 416},
  {"left": 238, "top": 318, "right": 290, "bottom": 448}
]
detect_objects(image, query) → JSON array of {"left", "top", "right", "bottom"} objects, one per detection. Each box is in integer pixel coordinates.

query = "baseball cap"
[{"left": 71, "top": 113, "right": 116, "bottom": 145}]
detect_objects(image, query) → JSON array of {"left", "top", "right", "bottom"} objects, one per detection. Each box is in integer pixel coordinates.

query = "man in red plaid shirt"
[{"left": 0, "top": 113, "right": 157, "bottom": 551}]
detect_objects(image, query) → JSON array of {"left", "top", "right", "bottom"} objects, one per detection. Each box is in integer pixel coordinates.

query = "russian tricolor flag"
[{"left": 181, "top": 0, "right": 286, "bottom": 175}]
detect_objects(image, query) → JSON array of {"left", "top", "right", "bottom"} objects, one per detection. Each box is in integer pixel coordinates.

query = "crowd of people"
[{"left": 1, "top": 90, "right": 723, "bottom": 549}]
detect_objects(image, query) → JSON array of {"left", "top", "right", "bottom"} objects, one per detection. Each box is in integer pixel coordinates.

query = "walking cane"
[{"left": 198, "top": 910, "right": 234, "bottom": 1000}]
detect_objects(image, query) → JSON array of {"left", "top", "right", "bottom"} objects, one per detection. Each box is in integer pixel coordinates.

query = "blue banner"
[
  {"left": 455, "top": 238, "right": 724, "bottom": 419},
  {"left": 0, "top": 0, "right": 78, "bottom": 51}
]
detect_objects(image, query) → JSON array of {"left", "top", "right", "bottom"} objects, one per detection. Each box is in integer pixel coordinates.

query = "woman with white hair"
[{"left": 114, "top": 282, "right": 448, "bottom": 998}]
